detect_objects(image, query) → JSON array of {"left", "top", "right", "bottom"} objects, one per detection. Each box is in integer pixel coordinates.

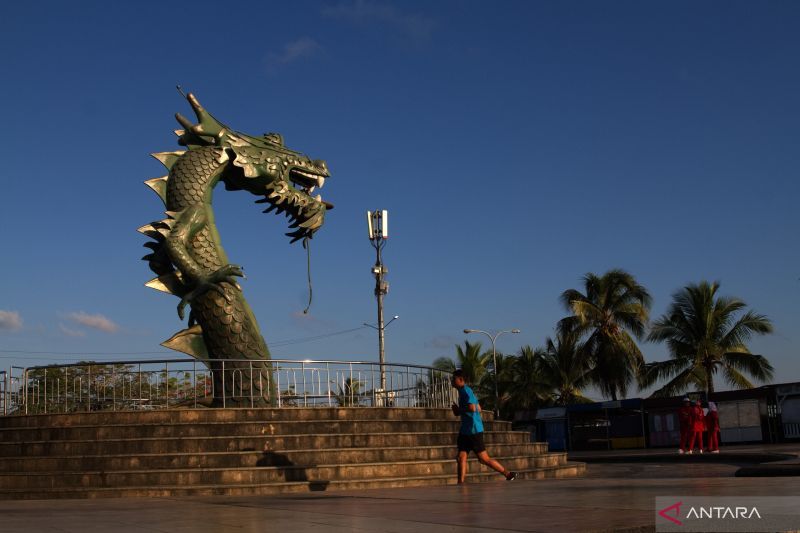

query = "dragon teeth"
[
  {"left": 317, "top": 176, "right": 325, "bottom": 188},
  {"left": 314, "top": 194, "right": 322, "bottom": 202}
]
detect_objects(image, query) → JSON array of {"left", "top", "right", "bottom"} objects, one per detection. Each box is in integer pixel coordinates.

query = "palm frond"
[
  {"left": 721, "top": 366, "right": 755, "bottom": 390},
  {"left": 722, "top": 352, "right": 774, "bottom": 383},
  {"left": 639, "top": 357, "right": 691, "bottom": 389},
  {"left": 559, "top": 289, "right": 586, "bottom": 313},
  {"left": 649, "top": 365, "right": 705, "bottom": 398},
  {"left": 432, "top": 357, "right": 456, "bottom": 373},
  {"left": 719, "top": 311, "right": 774, "bottom": 349}
]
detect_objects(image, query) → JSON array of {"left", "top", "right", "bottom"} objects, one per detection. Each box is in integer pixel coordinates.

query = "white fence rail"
[
  {"left": 8, "top": 359, "right": 455, "bottom": 414},
  {"left": 1, "top": 367, "right": 23, "bottom": 416}
]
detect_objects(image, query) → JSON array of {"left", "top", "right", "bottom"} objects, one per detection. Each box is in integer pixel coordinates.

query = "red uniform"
[
  {"left": 706, "top": 410, "right": 720, "bottom": 452},
  {"left": 688, "top": 404, "right": 705, "bottom": 452},
  {"left": 678, "top": 404, "right": 692, "bottom": 452}
]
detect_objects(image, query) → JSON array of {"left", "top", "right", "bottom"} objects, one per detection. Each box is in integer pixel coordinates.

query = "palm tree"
[
  {"left": 560, "top": 269, "right": 652, "bottom": 400},
  {"left": 481, "top": 351, "right": 516, "bottom": 417},
  {"left": 506, "top": 345, "right": 551, "bottom": 410},
  {"left": 641, "top": 281, "right": 774, "bottom": 396},
  {"left": 538, "top": 327, "right": 594, "bottom": 406},
  {"left": 433, "top": 340, "right": 490, "bottom": 385},
  {"left": 333, "top": 377, "right": 363, "bottom": 407},
  {"left": 433, "top": 340, "right": 491, "bottom": 407}
]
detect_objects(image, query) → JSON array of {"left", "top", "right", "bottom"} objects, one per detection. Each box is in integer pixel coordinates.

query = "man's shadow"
[{"left": 256, "top": 451, "right": 330, "bottom": 491}]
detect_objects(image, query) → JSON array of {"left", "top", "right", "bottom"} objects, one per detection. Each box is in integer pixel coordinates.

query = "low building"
[
  {"left": 566, "top": 399, "right": 646, "bottom": 451},
  {"left": 776, "top": 382, "right": 800, "bottom": 439}
]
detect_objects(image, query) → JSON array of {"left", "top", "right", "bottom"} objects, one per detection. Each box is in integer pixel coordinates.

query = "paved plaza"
[{"left": 3, "top": 445, "right": 800, "bottom": 533}]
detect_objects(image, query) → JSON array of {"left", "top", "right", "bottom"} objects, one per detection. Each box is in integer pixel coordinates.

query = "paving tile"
[{"left": 2, "top": 458, "right": 800, "bottom": 532}]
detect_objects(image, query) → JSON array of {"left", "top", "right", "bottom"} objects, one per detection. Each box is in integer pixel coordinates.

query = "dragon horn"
[
  {"left": 180, "top": 93, "right": 227, "bottom": 139},
  {"left": 175, "top": 113, "right": 194, "bottom": 131},
  {"left": 187, "top": 93, "right": 208, "bottom": 121}
]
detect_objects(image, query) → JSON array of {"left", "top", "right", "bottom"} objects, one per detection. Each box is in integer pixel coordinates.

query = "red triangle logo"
[{"left": 658, "top": 501, "right": 683, "bottom": 526}]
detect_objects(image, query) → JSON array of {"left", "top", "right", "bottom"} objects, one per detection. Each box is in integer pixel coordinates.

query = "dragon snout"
[{"left": 313, "top": 160, "right": 330, "bottom": 176}]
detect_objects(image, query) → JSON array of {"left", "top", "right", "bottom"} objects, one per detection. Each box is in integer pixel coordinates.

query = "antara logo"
[
  {"left": 658, "top": 501, "right": 763, "bottom": 525},
  {"left": 687, "top": 507, "right": 761, "bottom": 519}
]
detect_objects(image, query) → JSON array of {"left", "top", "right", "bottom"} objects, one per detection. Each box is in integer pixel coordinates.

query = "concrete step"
[
  {"left": 0, "top": 419, "right": 511, "bottom": 442},
  {"left": 0, "top": 408, "right": 484, "bottom": 428},
  {"left": 0, "top": 443, "right": 550, "bottom": 472},
  {"left": 0, "top": 455, "right": 573, "bottom": 490},
  {"left": 0, "top": 430, "right": 531, "bottom": 457},
  {"left": 0, "top": 463, "right": 586, "bottom": 500},
  {"left": 0, "top": 408, "right": 584, "bottom": 500}
]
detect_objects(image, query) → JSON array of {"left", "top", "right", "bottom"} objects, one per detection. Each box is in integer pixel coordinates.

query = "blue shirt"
[{"left": 458, "top": 385, "right": 484, "bottom": 435}]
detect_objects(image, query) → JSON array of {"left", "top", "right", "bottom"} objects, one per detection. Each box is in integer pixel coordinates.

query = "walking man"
[{"left": 450, "top": 369, "right": 516, "bottom": 484}]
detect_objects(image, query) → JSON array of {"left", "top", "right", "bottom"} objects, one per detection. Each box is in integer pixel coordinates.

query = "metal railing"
[
  {"left": 1, "top": 367, "right": 23, "bottom": 416},
  {"left": 11, "top": 359, "right": 455, "bottom": 414}
]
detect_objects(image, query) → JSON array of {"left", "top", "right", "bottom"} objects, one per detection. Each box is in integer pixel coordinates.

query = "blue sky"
[{"left": 0, "top": 1, "right": 797, "bottom": 399}]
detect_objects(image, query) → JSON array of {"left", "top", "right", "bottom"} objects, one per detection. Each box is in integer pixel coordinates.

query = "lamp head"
[
  {"left": 463, "top": 329, "right": 473, "bottom": 334},
  {"left": 511, "top": 329, "right": 521, "bottom": 334}
]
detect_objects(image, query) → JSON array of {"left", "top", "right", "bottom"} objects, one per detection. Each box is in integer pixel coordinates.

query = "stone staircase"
[{"left": 0, "top": 408, "right": 584, "bottom": 499}]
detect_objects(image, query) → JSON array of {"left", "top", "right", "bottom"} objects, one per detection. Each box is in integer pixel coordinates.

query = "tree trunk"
[{"left": 705, "top": 362, "right": 715, "bottom": 395}]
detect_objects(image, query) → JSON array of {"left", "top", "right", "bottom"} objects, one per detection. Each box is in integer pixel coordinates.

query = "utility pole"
[{"left": 367, "top": 210, "right": 389, "bottom": 391}]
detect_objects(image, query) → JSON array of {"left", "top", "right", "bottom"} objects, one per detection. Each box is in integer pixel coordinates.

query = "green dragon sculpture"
[{"left": 140, "top": 92, "right": 332, "bottom": 406}]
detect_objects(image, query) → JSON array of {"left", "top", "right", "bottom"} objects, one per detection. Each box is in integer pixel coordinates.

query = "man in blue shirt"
[{"left": 451, "top": 369, "right": 516, "bottom": 484}]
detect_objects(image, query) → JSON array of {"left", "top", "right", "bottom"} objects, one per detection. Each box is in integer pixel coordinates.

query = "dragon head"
[
  {"left": 175, "top": 92, "right": 332, "bottom": 243},
  {"left": 225, "top": 132, "right": 332, "bottom": 244}
]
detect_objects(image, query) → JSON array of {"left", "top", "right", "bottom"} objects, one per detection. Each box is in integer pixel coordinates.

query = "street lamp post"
[
  {"left": 367, "top": 210, "right": 390, "bottom": 390},
  {"left": 463, "top": 328, "right": 521, "bottom": 418}
]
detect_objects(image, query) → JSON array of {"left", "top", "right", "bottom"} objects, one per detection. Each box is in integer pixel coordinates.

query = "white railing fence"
[
  {"left": 8, "top": 359, "right": 456, "bottom": 414},
  {"left": 1, "top": 367, "right": 24, "bottom": 416}
]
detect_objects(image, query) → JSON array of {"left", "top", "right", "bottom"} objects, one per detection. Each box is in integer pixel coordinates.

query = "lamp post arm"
[{"left": 463, "top": 328, "right": 520, "bottom": 420}]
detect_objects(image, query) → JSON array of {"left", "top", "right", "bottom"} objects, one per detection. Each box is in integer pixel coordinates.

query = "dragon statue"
[{"left": 140, "top": 91, "right": 332, "bottom": 406}]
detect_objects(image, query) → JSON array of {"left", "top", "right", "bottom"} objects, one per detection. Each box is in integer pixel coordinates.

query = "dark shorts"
[{"left": 457, "top": 432, "right": 486, "bottom": 454}]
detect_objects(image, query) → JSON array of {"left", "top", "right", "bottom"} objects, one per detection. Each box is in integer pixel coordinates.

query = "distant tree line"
[
  {"left": 433, "top": 270, "right": 774, "bottom": 419},
  {"left": 20, "top": 362, "right": 211, "bottom": 414}
]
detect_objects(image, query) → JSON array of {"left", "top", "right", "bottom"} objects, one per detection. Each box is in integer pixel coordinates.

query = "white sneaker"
[
  {"left": 678, "top": 449, "right": 685, "bottom": 454},
  {"left": 698, "top": 450, "right": 703, "bottom": 454},
  {"left": 687, "top": 450, "right": 693, "bottom": 455},
  {"left": 711, "top": 450, "right": 720, "bottom": 454}
]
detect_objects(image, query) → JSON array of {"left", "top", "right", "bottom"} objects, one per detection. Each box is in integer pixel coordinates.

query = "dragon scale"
[{"left": 140, "top": 93, "right": 331, "bottom": 407}]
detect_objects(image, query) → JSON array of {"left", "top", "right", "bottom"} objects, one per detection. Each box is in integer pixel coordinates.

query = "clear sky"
[{"left": 0, "top": 1, "right": 797, "bottom": 399}]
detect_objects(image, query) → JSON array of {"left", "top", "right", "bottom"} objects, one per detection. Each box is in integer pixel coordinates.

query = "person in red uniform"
[
  {"left": 678, "top": 397, "right": 692, "bottom": 454},
  {"left": 687, "top": 399, "right": 706, "bottom": 454},
  {"left": 706, "top": 401, "right": 720, "bottom": 453}
]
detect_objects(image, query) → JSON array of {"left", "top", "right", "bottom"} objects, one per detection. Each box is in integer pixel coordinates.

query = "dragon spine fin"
[
  {"left": 151, "top": 151, "right": 186, "bottom": 170},
  {"left": 145, "top": 273, "right": 186, "bottom": 296},
  {"left": 144, "top": 176, "right": 169, "bottom": 205},
  {"left": 161, "top": 325, "right": 209, "bottom": 361}
]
